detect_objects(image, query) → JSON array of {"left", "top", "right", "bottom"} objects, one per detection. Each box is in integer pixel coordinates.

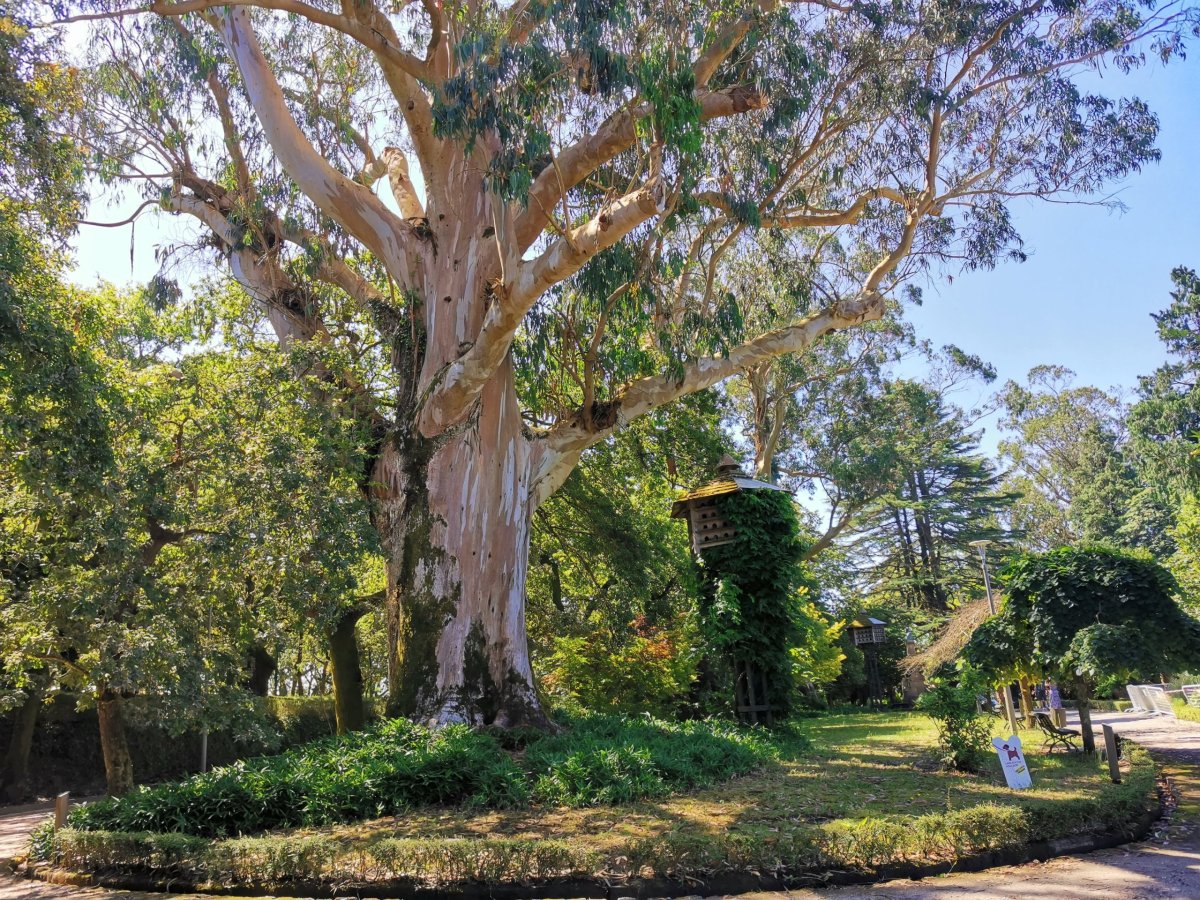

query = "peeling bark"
[{"left": 374, "top": 364, "right": 548, "bottom": 728}]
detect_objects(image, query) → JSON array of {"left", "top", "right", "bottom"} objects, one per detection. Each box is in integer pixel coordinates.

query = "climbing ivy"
[{"left": 696, "top": 489, "right": 816, "bottom": 720}]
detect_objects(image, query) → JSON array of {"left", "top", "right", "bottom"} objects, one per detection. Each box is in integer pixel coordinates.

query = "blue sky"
[
  {"left": 905, "top": 56, "right": 1200, "bottom": 418},
  {"left": 70, "top": 52, "right": 1200, "bottom": 448}
]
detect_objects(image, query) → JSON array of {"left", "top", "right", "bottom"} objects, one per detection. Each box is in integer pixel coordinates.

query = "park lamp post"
[{"left": 969, "top": 539, "right": 1020, "bottom": 737}]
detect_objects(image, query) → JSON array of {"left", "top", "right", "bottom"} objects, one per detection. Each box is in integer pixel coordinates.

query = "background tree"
[
  {"left": 47, "top": 0, "right": 1193, "bottom": 726},
  {"left": 527, "top": 394, "right": 727, "bottom": 714},
  {"left": 841, "top": 381, "right": 1013, "bottom": 612},
  {"left": 998, "top": 366, "right": 1142, "bottom": 550},
  {"left": 1129, "top": 267, "right": 1200, "bottom": 501},
  {"left": 0, "top": 0, "right": 84, "bottom": 237},
  {"left": 1, "top": 278, "right": 379, "bottom": 793},
  {"left": 965, "top": 545, "right": 1200, "bottom": 753}
]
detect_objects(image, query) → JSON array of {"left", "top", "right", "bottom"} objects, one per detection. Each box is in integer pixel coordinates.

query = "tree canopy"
[
  {"left": 26, "top": 0, "right": 1197, "bottom": 726},
  {"left": 965, "top": 544, "right": 1200, "bottom": 751}
]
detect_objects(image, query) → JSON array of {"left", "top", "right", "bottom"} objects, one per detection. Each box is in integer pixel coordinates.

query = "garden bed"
[{"left": 26, "top": 712, "right": 1161, "bottom": 896}]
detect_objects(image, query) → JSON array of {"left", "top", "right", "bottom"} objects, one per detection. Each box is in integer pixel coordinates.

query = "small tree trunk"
[
  {"left": 245, "top": 644, "right": 277, "bottom": 696},
  {"left": 292, "top": 643, "right": 303, "bottom": 695},
  {"left": 1, "top": 684, "right": 42, "bottom": 802},
  {"left": 1018, "top": 677, "right": 1034, "bottom": 722},
  {"left": 1074, "top": 679, "right": 1096, "bottom": 755},
  {"left": 374, "top": 365, "right": 550, "bottom": 728},
  {"left": 328, "top": 607, "right": 368, "bottom": 734},
  {"left": 97, "top": 688, "right": 135, "bottom": 796}
]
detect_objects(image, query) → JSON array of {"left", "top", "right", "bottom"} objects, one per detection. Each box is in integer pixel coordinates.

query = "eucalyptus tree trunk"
[
  {"left": 97, "top": 688, "right": 134, "bottom": 796},
  {"left": 203, "top": 5, "right": 889, "bottom": 730},
  {"left": 374, "top": 365, "right": 547, "bottom": 728}
]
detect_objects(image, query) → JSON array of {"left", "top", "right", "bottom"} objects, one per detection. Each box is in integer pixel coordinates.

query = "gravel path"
[{"left": 2, "top": 710, "right": 1197, "bottom": 899}]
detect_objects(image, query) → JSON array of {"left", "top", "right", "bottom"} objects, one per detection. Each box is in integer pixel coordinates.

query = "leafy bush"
[
  {"left": 67, "top": 714, "right": 778, "bottom": 836},
  {"left": 69, "top": 719, "right": 529, "bottom": 837},
  {"left": 525, "top": 714, "right": 780, "bottom": 805},
  {"left": 538, "top": 616, "right": 699, "bottom": 716},
  {"left": 917, "top": 665, "right": 993, "bottom": 771},
  {"left": 37, "top": 745, "right": 1158, "bottom": 888}
]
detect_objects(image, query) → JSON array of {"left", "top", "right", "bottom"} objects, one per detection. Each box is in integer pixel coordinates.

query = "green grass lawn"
[
  {"left": 41, "top": 710, "right": 1157, "bottom": 888},
  {"left": 322, "top": 711, "right": 1136, "bottom": 849}
]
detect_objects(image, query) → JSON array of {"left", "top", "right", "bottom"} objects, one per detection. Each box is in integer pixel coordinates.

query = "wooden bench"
[{"left": 1033, "top": 711, "right": 1080, "bottom": 753}]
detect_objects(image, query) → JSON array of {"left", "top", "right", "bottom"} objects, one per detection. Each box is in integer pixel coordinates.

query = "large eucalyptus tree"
[{"left": 50, "top": 0, "right": 1192, "bottom": 726}]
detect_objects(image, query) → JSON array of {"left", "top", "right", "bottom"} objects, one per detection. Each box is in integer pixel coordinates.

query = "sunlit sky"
[{"left": 69, "top": 52, "right": 1200, "bottom": 457}]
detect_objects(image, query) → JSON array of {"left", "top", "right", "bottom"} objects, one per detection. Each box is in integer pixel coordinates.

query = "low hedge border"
[
  {"left": 1172, "top": 698, "right": 1200, "bottom": 723},
  {"left": 1085, "top": 700, "right": 1133, "bottom": 712},
  {"left": 24, "top": 747, "right": 1162, "bottom": 898}
]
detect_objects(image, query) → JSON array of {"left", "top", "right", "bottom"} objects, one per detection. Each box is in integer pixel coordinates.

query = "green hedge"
[
  {"left": 11, "top": 695, "right": 357, "bottom": 796},
  {"left": 67, "top": 715, "right": 779, "bottom": 837},
  {"left": 1086, "top": 700, "right": 1133, "bottom": 712},
  {"left": 1172, "top": 698, "right": 1200, "bottom": 723},
  {"left": 36, "top": 747, "right": 1157, "bottom": 888},
  {"left": 36, "top": 829, "right": 599, "bottom": 886}
]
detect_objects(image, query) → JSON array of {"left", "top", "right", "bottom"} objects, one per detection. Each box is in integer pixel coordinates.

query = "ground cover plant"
[
  {"left": 38, "top": 712, "right": 1156, "bottom": 890},
  {"left": 66, "top": 714, "right": 778, "bottom": 837}
]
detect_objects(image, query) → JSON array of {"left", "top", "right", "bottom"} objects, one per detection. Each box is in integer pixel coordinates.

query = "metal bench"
[
  {"left": 1033, "top": 711, "right": 1080, "bottom": 753},
  {"left": 1128, "top": 684, "right": 1180, "bottom": 717},
  {"left": 1126, "top": 684, "right": 1147, "bottom": 712}
]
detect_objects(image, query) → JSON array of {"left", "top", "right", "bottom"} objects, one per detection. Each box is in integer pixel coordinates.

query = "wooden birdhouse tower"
[{"left": 669, "top": 454, "right": 785, "bottom": 557}]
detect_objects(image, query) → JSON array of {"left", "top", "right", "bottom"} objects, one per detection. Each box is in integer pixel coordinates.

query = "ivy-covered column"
[{"left": 693, "top": 488, "right": 815, "bottom": 723}]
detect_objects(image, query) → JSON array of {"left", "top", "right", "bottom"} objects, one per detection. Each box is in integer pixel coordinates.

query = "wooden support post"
[
  {"left": 1102, "top": 724, "right": 1121, "bottom": 784},
  {"left": 54, "top": 792, "right": 69, "bottom": 829}
]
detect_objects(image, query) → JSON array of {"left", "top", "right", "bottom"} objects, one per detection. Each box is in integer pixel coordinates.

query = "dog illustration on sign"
[{"left": 993, "top": 734, "right": 1033, "bottom": 789}]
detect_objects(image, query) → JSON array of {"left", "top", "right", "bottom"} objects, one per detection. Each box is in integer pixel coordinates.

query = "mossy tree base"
[{"left": 372, "top": 366, "right": 550, "bottom": 729}]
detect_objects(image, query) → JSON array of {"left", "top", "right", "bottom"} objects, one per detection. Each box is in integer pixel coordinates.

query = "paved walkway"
[
  {"left": 0, "top": 805, "right": 52, "bottom": 867},
  {"left": 1, "top": 711, "right": 1197, "bottom": 899}
]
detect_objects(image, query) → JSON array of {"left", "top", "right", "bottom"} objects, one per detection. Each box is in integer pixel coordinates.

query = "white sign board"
[{"left": 992, "top": 734, "right": 1032, "bottom": 789}]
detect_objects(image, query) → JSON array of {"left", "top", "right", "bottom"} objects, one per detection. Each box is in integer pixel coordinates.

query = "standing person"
[
  {"left": 1048, "top": 682, "right": 1065, "bottom": 727},
  {"left": 1034, "top": 681, "right": 1046, "bottom": 706}
]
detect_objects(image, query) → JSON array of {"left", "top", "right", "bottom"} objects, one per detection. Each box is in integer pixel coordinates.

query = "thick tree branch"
[
  {"left": 513, "top": 85, "right": 768, "bottom": 252},
  {"left": 697, "top": 185, "right": 909, "bottom": 228},
  {"left": 530, "top": 290, "right": 887, "bottom": 506},
  {"left": 56, "top": 0, "right": 430, "bottom": 81},
  {"left": 167, "top": 193, "right": 388, "bottom": 431},
  {"left": 336, "top": 0, "right": 441, "bottom": 189},
  {"left": 802, "top": 508, "right": 857, "bottom": 562},
  {"left": 214, "top": 7, "right": 419, "bottom": 285}
]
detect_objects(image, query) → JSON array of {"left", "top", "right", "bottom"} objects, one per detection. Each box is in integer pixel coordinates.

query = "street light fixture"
[{"left": 969, "top": 540, "right": 1019, "bottom": 736}]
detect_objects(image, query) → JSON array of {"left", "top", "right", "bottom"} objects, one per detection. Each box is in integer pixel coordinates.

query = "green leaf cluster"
[
  {"left": 965, "top": 545, "right": 1200, "bottom": 688},
  {"left": 696, "top": 489, "right": 818, "bottom": 719}
]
